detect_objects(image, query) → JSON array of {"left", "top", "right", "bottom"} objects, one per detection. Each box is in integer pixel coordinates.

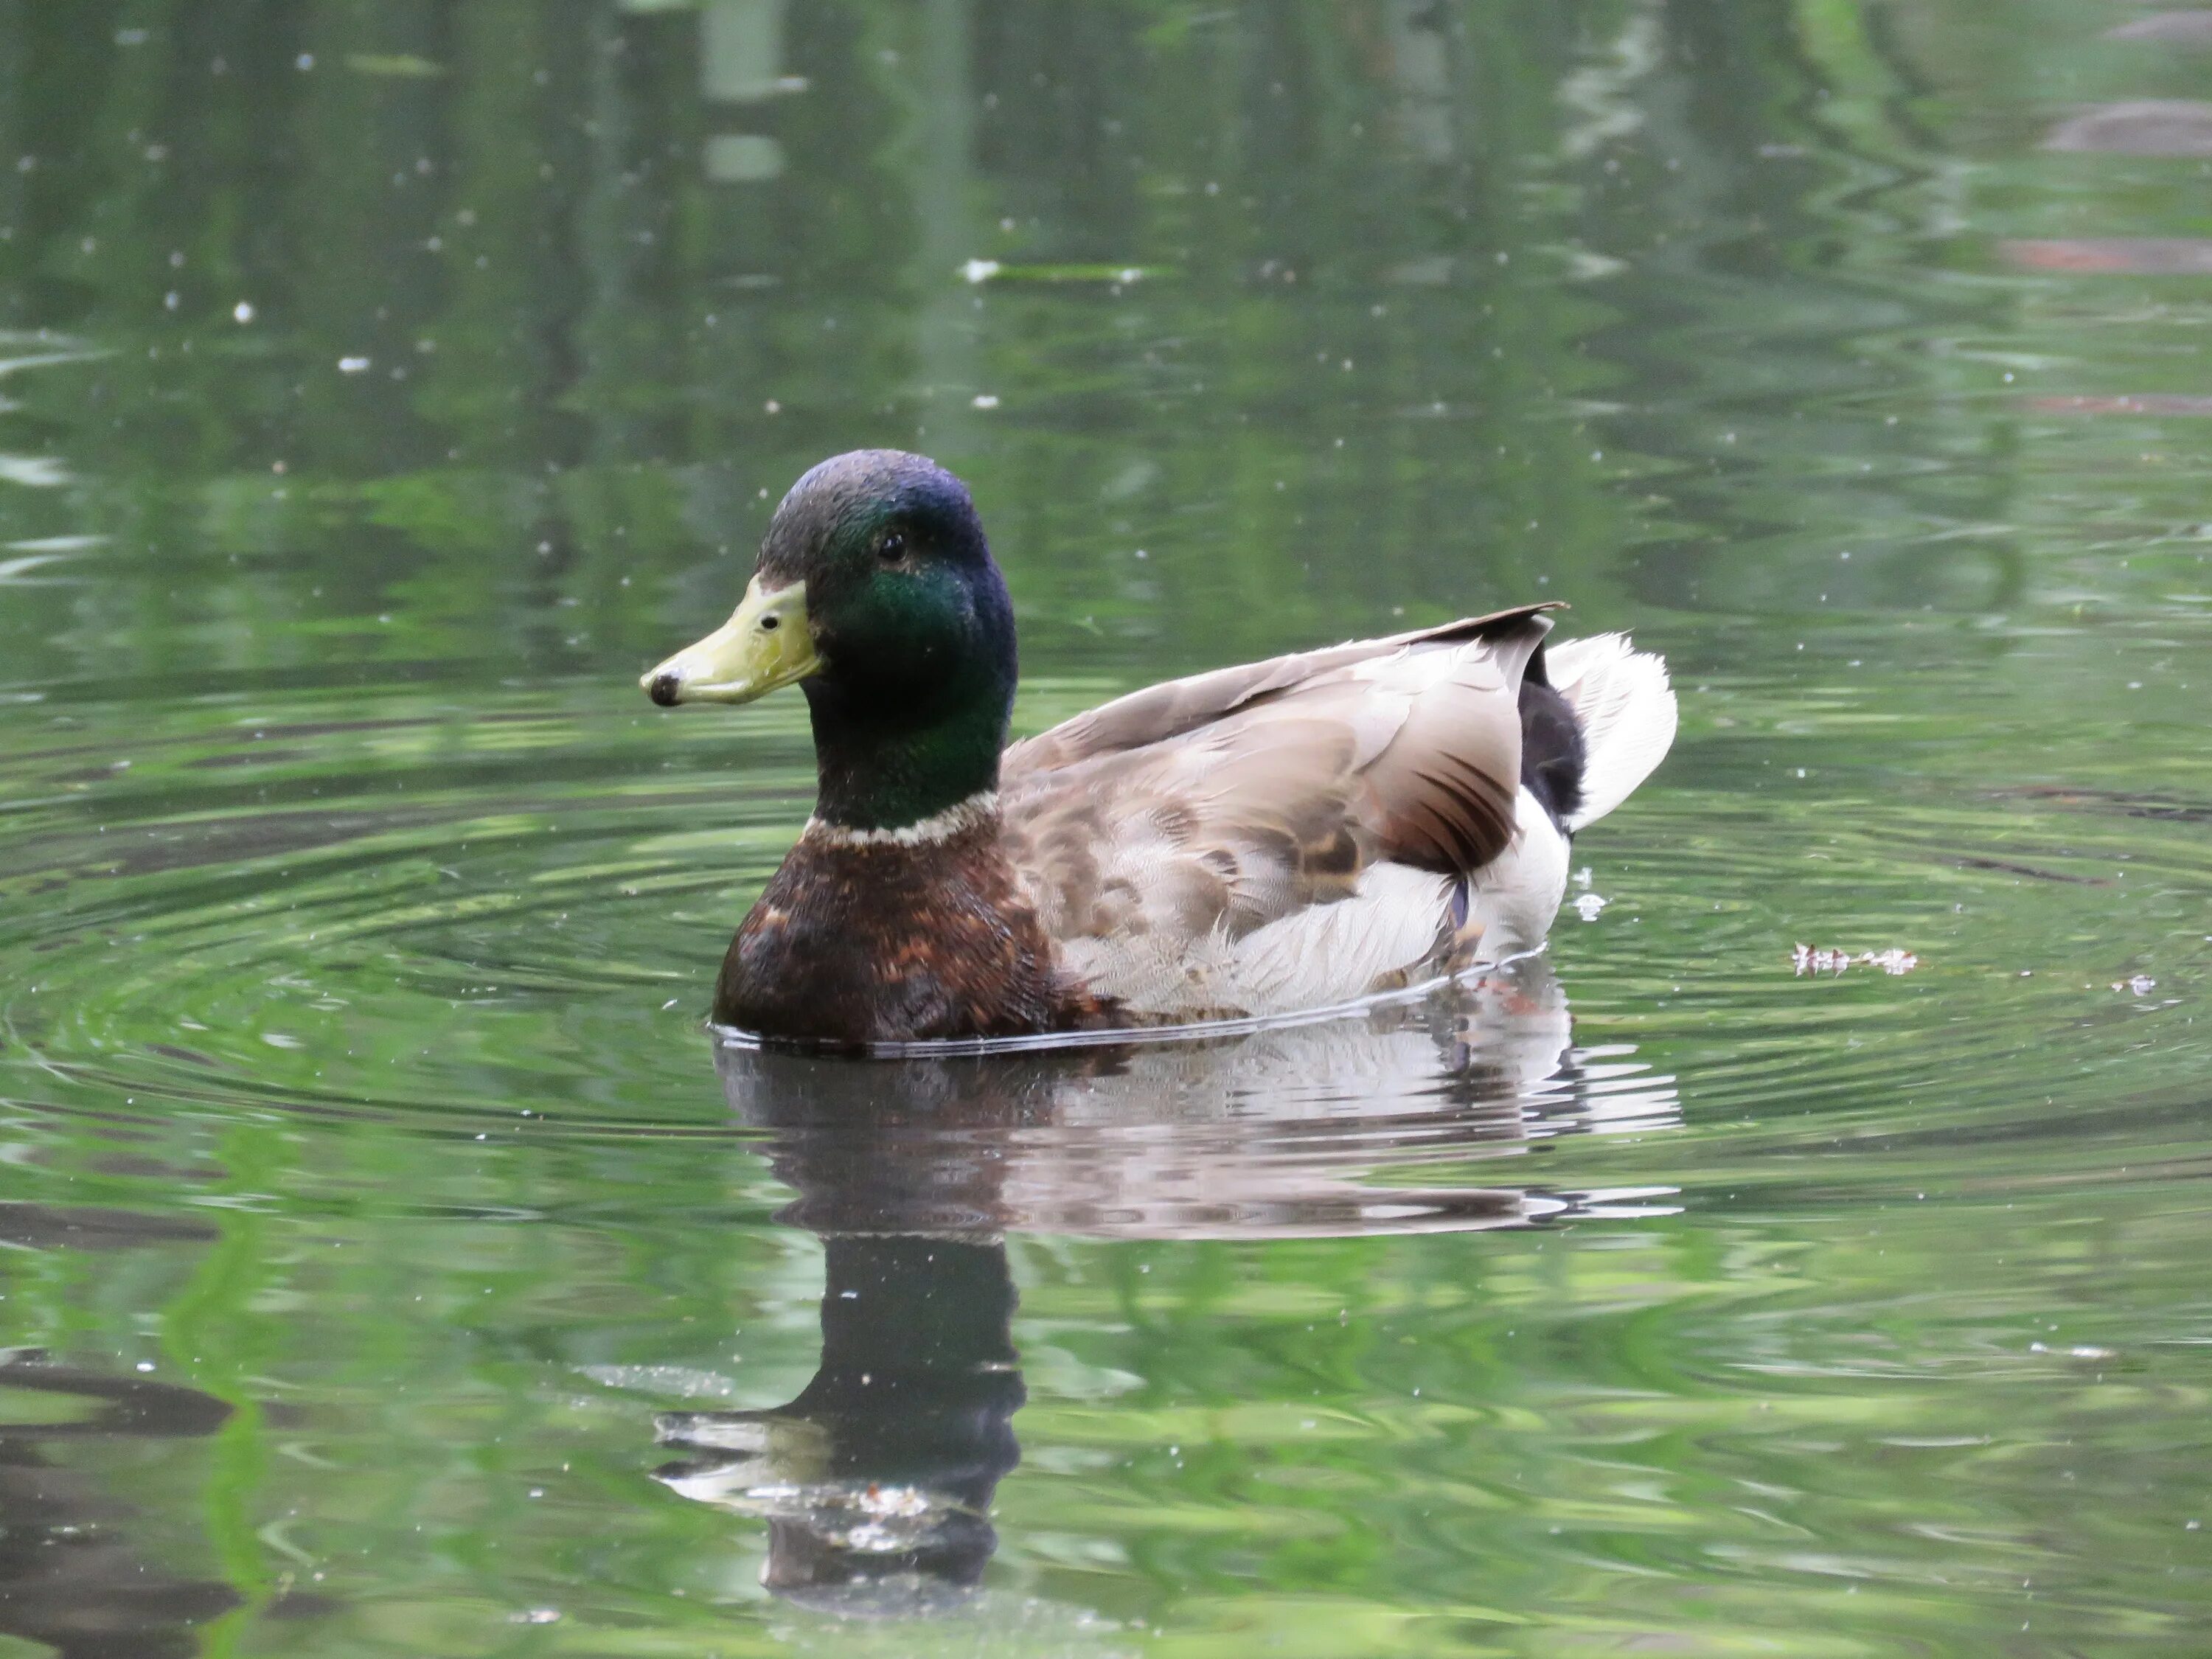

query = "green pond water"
[{"left": 2, "top": 1, "right": 2211, "bottom": 1653}]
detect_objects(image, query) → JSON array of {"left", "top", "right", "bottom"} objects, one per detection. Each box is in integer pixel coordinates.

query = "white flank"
[
  {"left": 1466, "top": 787, "right": 1573, "bottom": 960},
  {"left": 1228, "top": 861, "right": 1458, "bottom": 1013},
  {"left": 1545, "top": 633, "right": 1677, "bottom": 832},
  {"left": 804, "top": 789, "right": 999, "bottom": 849},
  {"left": 1062, "top": 861, "right": 1455, "bottom": 1020}
]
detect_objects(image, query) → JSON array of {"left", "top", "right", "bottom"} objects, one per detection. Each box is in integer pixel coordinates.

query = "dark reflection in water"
[
  {"left": 0, "top": 1207, "right": 267, "bottom": 1658},
  {"left": 0, "top": 1354, "right": 234, "bottom": 1659},
  {"left": 655, "top": 1237, "right": 1021, "bottom": 1616},
  {"left": 0, "top": 1204, "right": 216, "bottom": 1254},
  {"left": 657, "top": 961, "right": 1676, "bottom": 1610}
]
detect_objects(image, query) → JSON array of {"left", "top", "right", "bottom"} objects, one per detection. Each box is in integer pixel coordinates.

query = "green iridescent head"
[{"left": 644, "top": 451, "right": 1018, "bottom": 831}]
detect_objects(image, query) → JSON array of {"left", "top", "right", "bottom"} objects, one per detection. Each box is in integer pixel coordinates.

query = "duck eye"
[{"left": 877, "top": 532, "right": 907, "bottom": 564}]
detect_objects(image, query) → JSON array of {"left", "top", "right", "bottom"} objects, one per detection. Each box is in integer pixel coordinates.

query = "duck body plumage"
[
  {"left": 712, "top": 607, "right": 1675, "bottom": 1046},
  {"left": 649, "top": 451, "right": 1677, "bottom": 1049}
]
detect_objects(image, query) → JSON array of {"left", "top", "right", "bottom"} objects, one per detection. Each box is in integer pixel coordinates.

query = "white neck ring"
[{"left": 803, "top": 788, "right": 1000, "bottom": 849}]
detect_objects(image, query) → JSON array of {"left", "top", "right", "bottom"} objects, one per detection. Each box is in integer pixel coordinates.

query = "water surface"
[{"left": 2, "top": 2, "right": 2211, "bottom": 1654}]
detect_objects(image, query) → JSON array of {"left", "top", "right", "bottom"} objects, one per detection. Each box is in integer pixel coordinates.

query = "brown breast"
[{"left": 713, "top": 816, "right": 1113, "bottom": 1046}]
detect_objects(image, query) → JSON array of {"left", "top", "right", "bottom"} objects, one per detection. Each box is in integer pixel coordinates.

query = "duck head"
[{"left": 643, "top": 451, "right": 1018, "bottom": 832}]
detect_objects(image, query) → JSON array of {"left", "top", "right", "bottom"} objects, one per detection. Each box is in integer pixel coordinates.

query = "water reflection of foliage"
[
  {"left": 0, "top": 0, "right": 1691, "bottom": 695},
  {"left": 13, "top": 0, "right": 2186, "bottom": 700}
]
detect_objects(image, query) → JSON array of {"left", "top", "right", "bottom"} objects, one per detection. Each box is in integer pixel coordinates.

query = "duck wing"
[{"left": 999, "top": 605, "right": 1557, "bottom": 1017}]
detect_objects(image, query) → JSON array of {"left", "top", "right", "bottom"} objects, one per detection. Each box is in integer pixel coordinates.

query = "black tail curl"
[{"left": 1517, "top": 649, "right": 1585, "bottom": 832}]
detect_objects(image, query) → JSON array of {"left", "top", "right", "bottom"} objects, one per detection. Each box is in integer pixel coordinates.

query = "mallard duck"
[{"left": 643, "top": 450, "right": 1676, "bottom": 1047}]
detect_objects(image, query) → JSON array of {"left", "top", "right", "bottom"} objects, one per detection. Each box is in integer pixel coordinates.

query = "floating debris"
[
  {"left": 1793, "top": 945, "right": 1919, "bottom": 978},
  {"left": 2044, "top": 100, "right": 2212, "bottom": 157},
  {"left": 2003, "top": 237, "right": 2212, "bottom": 275},
  {"left": 2112, "top": 974, "right": 2157, "bottom": 996},
  {"left": 2108, "top": 12, "right": 2212, "bottom": 44},
  {"left": 345, "top": 52, "right": 446, "bottom": 78},
  {"left": 2028, "top": 393, "right": 2212, "bottom": 417},
  {"left": 0, "top": 454, "right": 70, "bottom": 488},
  {"left": 1573, "top": 892, "right": 1607, "bottom": 922},
  {"left": 959, "top": 258, "right": 1169, "bottom": 285}
]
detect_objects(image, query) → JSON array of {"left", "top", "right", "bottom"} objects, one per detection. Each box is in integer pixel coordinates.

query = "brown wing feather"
[
  {"left": 1005, "top": 603, "right": 1561, "bottom": 776},
  {"left": 1355, "top": 641, "right": 1541, "bottom": 871},
  {"left": 1001, "top": 608, "right": 1556, "bottom": 953}
]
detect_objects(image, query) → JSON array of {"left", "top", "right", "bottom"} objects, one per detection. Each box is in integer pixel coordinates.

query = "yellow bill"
[{"left": 641, "top": 577, "right": 818, "bottom": 706}]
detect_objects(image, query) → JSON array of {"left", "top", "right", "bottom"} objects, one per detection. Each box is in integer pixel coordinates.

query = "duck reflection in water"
[
  {"left": 653, "top": 958, "right": 1677, "bottom": 1615},
  {"left": 0, "top": 1354, "right": 239, "bottom": 1658}
]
